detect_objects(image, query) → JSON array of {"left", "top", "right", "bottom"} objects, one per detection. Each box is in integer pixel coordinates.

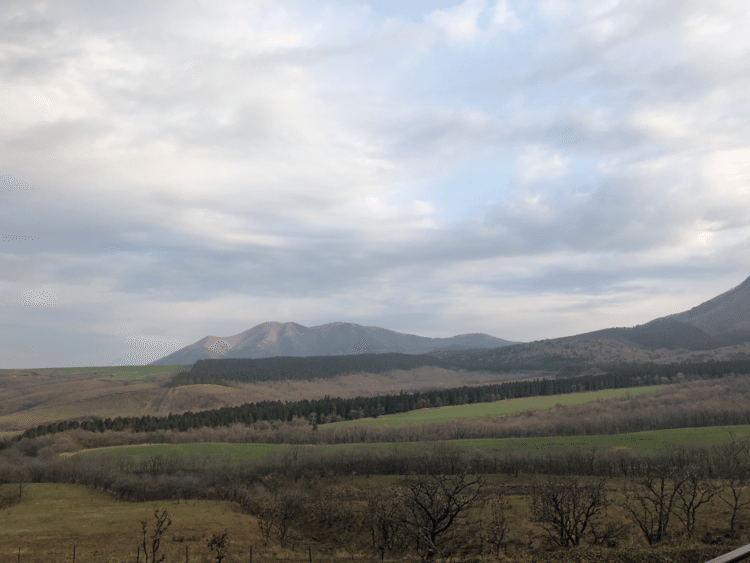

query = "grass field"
[
  {"left": 0, "top": 382, "right": 166, "bottom": 432},
  {"left": 0, "top": 483, "right": 261, "bottom": 563},
  {"left": 0, "top": 479, "right": 734, "bottom": 563},
  {"left": 75, "top": 424, "right": 750, "bottom": 465},
  {"left": 0, "top": 364, "right": 188, "bottom": 380},
  {"left": 328, "top": 385, "right": 663, "bottom": 428}
]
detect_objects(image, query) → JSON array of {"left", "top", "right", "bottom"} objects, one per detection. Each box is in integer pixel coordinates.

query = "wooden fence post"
[
  {"left": 308, "top": 545, "right": 312, "bottom": 563},
  {"left": 73, "top": 545, "right": 76, "bottom": 563},
  {"left": 249, "top": 544, "right": 253, "bottom": 563}
]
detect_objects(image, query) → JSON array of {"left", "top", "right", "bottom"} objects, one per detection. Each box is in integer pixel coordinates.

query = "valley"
[{"left": 3, "top": 276, "right": 750, "bottom": 562}]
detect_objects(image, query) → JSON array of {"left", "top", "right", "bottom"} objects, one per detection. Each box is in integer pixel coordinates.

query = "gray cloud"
[{"left": 1, "top": 0, "right": 749, "bottom": 366}]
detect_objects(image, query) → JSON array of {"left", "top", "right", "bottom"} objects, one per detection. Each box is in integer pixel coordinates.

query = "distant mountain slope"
[
  {"left": 433, "top": 275, "right": 750, "bottom": 367},
  {"left": 645, "top": 275, "right": 750, "bottom": 336},
  {"left": 151, "top": 322, "right": 516, "bottom": 365}
]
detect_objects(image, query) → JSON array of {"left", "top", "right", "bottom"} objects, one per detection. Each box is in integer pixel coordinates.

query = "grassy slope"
[
  {"left": 0, "top": 483, "right": 260, "bottom": 563},
  {"left": 327, "top": 385, "right": 663, "bottom": 428},
  {"left": 0, "top": 381, "right": 167, "bottom": 432}
]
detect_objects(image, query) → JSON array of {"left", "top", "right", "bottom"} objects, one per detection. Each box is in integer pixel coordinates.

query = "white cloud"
[
  {"left": 428, "top": 0, "right": 488, "bottom": 44},
  {"left": 491, "top": 0, "right": 522, "bottom": 30},
  {"left": 2, "top": 0, "right": 750, "bottom": 366},
  {"left": 515, "top": 146, "right": 568, "bottom": 184}
]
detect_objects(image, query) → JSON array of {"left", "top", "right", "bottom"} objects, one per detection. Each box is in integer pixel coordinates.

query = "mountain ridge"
[
  {"left": 152, "top": 274, "right": 750, "bottom": 365},
  {"left": 150, "top": 322, "right": 517, "bottom": 365}
]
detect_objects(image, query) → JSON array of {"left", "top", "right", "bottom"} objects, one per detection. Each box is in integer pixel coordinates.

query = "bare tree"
[
  {"left": 139, "top": 507, "right": 172, "bottom": 563},
  {"left": 673, "top": 466, "right": 722, "bottom": 538},
  {"left": 273, "top": 488, "right": 304, "bottom": 547},
  {"left": 623, "top": 465, "right": 687, "bottom": 545},
  {"left": 394, "top": 470, "right": 484, "bottom": 562},
  {"left": 530, "top": 478, "right": 618, "bottom": 547},
  {"left": 367, "top": 488, "right": 407, "bottom": 557},
  {"left": 244, "top": 481, "right": 303, "bottom": 548},
  {"left": 207, "top": 530, "right": 229, "bottom": 563},
  {"left": 716, "top": 434, "right": 750, "bottom": 536},
  {"left": 481, "top": 493, "right": 510, "bottom": 556}
]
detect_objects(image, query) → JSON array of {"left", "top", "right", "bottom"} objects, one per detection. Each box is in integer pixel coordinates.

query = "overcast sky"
[{"left": 2, "top": 0, "right": 750, "bottom": 368}]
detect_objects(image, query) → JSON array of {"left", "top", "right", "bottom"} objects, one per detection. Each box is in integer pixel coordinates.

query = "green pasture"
[
  {"left": 95, "top": 365, "right": 189, "bottom": 380},
  {"left": 453, "top": 425, "right": 750, "bottom": 454},
  {"left": 0, "top": 364, "right": 188, "bottom": 380},
  {"left": 328, "top": 385, "right": 663, "bottom": 428},
  {"left": 75, "top": 425, "right": 750, "bottom": 465}
]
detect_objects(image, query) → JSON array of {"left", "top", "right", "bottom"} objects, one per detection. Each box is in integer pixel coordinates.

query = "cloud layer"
[{"left": 2, "top": 0, "right": 749, "bottom": 367}]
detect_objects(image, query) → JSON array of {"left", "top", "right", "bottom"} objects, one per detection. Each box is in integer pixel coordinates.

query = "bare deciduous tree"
[
  {"left": 273, "top": 488, "right": 304, "bottom": 547},
  {"left": 530, "top": 478, "right": 618, "bottom": 547},
  {"left": 244, "top": 480, "right": 303, "bottom": 548},
  {"left": 623, "top": 465, "right": 687, "bottom": 545},
  {"left": 481, "top": 493, "right": 510, "bottom": 556},
  {"left": 395, "top": 470, "right": 484, "bottom": 562},
  {"left": 716, "top": 434, "right": 750, "bottom": 536},
  {"left": 673, "top": 466, "right": 722, "bottom": 538},
  {"left": 139, "top": 507, "right": 172, "bottom": 563},
  {"left": 367, "top": 488, "right": 407, "bottom": 557}
]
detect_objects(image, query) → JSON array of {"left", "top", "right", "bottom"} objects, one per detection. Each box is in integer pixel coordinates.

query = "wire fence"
[{"left": 9, "top": 542, "right": 749, "bottom": 563}]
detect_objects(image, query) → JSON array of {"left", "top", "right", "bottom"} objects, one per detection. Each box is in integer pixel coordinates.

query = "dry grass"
[
  {"left": 165, "top": 367, "right": 541, "bottom": 406},
  {"left": 1, "top": 483, "right": 263, "bottom": 563},
  {"left": 0, "top": 478, "right": 742, "bottom": 563},
  {"left": 0, "top": 364, "right": 542, "bottom": 432}
]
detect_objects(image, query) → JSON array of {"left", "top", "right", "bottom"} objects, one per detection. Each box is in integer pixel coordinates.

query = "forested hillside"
[{"left": 169, "top": 353, "right": 459, "bottom": 386}]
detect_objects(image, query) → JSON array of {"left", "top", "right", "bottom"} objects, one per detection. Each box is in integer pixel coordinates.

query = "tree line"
[
  {"left": 172, "top": 353, "right": 460, "bottom": 386},
  {"left": 13, "top": 358, "right": 750, "bottom": 443},
  {"left": 3, "top": 438, "right": 750, "bottom": 560}
]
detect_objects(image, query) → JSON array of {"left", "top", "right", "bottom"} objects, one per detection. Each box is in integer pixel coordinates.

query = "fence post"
[
  {"left": 186, "top": 544, "right": 189, "bottom": 563},
  {"left": 309, "top": 546, "right": 312, "bottom": 563},
  {"left": 249, "top": 545, "right": 252, "bottom": 563},
  {"left": 73, "top": 545, "right": 76, "bottom": 563}
]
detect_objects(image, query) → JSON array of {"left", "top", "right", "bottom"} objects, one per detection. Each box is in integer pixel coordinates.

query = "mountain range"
[
  {"left": 150, "top": 322, "right": 517, "bottom": 365},
  {"left": 152, "top": 274, "right": 750, "bottom": 365}
]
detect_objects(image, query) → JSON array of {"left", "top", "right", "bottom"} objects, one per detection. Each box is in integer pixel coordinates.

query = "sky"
[{"left": 2, "top": 0, "right": 750, "bottom": 368}]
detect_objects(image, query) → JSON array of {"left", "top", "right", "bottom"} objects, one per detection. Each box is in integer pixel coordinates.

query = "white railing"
[{"left": 706, "top": 543, "right": 750, "bottom": 563}]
